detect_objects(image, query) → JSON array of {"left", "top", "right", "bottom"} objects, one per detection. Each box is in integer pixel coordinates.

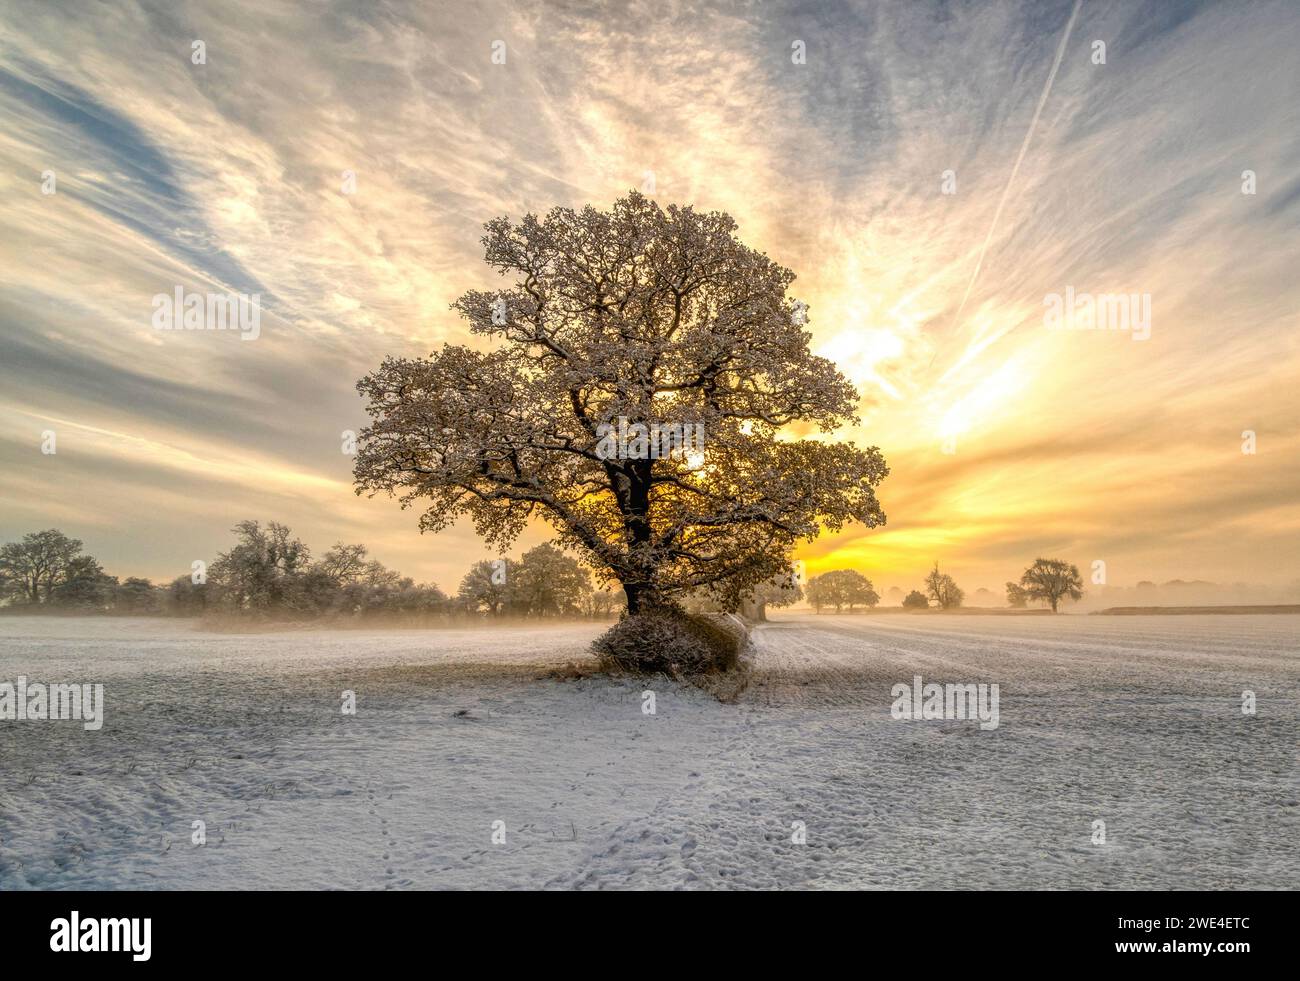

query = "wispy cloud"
[{"left": 1, "top": 0, "right": 1297, "bottom": 591}]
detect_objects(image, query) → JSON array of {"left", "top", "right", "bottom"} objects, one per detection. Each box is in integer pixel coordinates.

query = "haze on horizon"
[{"left": 1, "top": 0, "right": 1298, "bottom": 599}]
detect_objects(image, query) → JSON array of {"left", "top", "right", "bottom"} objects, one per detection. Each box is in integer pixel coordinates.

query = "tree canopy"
[
  {"left": 902, "top": 589, "right": 930, "bottom": 610},
  {"left": 924, "top": 563, "right": 964, "bottom": 609},
  {"left": 354, "top": 192, "right": 888, "bottom": 613},
  {"left": 1019, "top": 558, "right": 1083, "bottom": 612},
  {"left": 806, "top": 569, "right": 880, "bottom": 613},
  {"left": 0, "top": 529, "right": 85, "bottom": 604},
  {"left": 458, "top": 543, "right": 596, "bottom": 617}
]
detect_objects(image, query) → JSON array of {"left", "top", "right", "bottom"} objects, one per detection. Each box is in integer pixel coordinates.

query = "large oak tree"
[{"left": 354, "top": 193, "right": 888, "bottom": 613}]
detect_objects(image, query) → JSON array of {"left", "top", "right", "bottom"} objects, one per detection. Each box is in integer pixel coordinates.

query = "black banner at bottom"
[{"left": 0, "top": 889, "right": 1281, "bottom": 967}]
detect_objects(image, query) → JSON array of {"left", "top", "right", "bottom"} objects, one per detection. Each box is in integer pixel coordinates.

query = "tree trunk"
[
  {"left": 624, "top": 582, "right": 663, "bottom": 615},
  {"left": 619, "top": 459, "right": 658, "bottom": 617}
]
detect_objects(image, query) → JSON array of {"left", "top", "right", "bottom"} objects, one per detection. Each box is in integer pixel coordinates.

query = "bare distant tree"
[
  {"left": 115, "top": 577, "right": 161, "bottom": 614},
  {"left": 457, "top": 559, "right": 517, "bottom": 616},
  {"left": 1006, "top": 581, "right": 1029, "bottom": 608},
  {"left": 317, "top": 543, "right": 370, "bottom": 585},
  {"left": 924, "top": 563, "right": 964, "bottom": 609},
  {"left": 1019, "top": 558, "right": 1083, "bottom": 612},
  {"left": 0, "top": 529, "right": 86, "bottom": 604},
  {"left": 167, "top": 574, "right": 208, "bottom": 615},
  {"left": 513, "top": 543, "right": 590, "bottom": 617},
  {"left": 208, "top": 520, "right": 310, "bottom": 611},
  {"left": 52, "top": 555, "right": 118, "bottom": 609},
  {"left": 354, "top": 193, "right": 888, "bottom": 621}
]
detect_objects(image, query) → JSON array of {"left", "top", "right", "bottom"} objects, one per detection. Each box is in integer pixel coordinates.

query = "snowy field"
[{"left": 1, "top": 613, "right": 1296, "bottom": 890}]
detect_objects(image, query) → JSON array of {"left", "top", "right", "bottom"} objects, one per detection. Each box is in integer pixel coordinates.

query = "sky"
[{"left": 1, "top": 0, "right": 1298, "bottom": 598}]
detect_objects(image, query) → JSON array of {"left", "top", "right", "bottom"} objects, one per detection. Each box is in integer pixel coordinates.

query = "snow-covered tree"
[
  {"left": 317, "top": 543, "right": 370, "bottom": 586},
  {"left": 208, "top": 520, "right": 311, "bottom": 611},
  {"left": 514, "top": 543, "right": 590, "bottom": 616},
  {"left": 0, "top": 529, "right": 85, "bottom": 604},
  {"left": 457, "top": 559, "right": 518, "bottom": 616},
  {"left": 354, "top": 193, "right": 888, "bottom": 617}
]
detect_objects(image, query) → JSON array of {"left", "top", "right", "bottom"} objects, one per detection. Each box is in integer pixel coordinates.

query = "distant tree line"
[
  {"left": 800, "top": 565, "right": 960, "bottom": 613},
  {"left": 801, "top": 558, "right": 1083, "bottom": 613},
  {"left": 0, "top": 530, "right": 136, "bottom": 611},
  {"left": 0, "top": 530, "right": 1091, "bottom": 618},
  {"left": 0, "top": 525, "right": 623, "bottom": 622}
]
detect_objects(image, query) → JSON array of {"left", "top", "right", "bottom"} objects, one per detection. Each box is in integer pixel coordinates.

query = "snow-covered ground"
[{"left": 1, "top": 613, "right": 1296, "bottom": 889}]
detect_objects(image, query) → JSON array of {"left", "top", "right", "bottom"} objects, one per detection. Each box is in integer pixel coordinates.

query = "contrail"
[{"left": 948, "top": 0, "right": 1083, "bottom": 330}]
